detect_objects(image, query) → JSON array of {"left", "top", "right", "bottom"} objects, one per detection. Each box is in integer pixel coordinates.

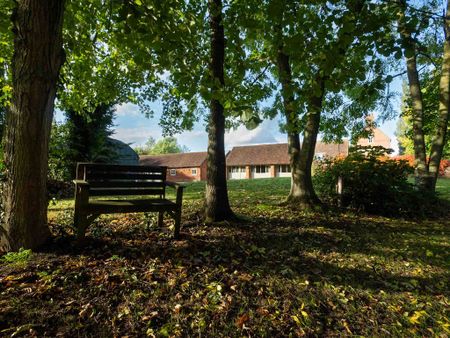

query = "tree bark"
[
  {"left": 397, "top": 0, "right": 431, "bottom": 191},
  {"left": 275, "top": 49, "right": 305, "bottom": 204},
  {"left": 205, "top": 0, "right": 234, "bottom": 222},
  {"left": 1, "top": 0, "right": 65, "bottom": 251},
  {"left": 296, "top": 78, "right": 325, "bottom": 208},
  {"left": 429, "top": 0, "right": 450, "bottom": 190}
]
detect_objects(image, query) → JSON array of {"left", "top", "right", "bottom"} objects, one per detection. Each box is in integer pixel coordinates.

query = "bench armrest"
[
  {"left": 73, "top": 180, "right": 89, "bottom": 186},
  {"left": 165, "top": 181, "right": 185, "bottom": 189},
  {"left": 165, "top": 181, "right": 184, "bottom": 205}
]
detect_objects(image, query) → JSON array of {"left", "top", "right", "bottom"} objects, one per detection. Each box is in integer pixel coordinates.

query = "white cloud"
[
  {"left": 225, "top": 119, "right": 281, "bottom": 149},
  {"left": 112, "top": 127, "right": 161, "bottom": 146},
  {"left": 115, "top": 103, "right": 141, "bottom": 117}
]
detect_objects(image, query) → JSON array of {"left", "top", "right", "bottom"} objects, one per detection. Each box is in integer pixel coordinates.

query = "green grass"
[
  {"left": 2, "top": 177, "right": 449, "bottom": 337},
  {"left": 435, "top": 177, "right": 450, "bottom": 201}
]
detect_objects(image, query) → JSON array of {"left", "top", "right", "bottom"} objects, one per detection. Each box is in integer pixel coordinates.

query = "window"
[
  {"left": 253, "top": 165, "right": 269, "bottom": 173},
  {"left": 368, "top": 135, "right": 373, "bottom": 143},
  {"left": 170, "top": 169, "right": 176, "bottom": 176},
  {"left": 191, "top": 168, "right": 197, "bottom": 176},
  {"left": 278, "top": 164, "right": 291, "bottom": 173},
  {"left": 229, "top": 166, "right": 244, "bottom": 173},
  {"left": 314, "top": 153, "right": 325, "bottom": 161}
]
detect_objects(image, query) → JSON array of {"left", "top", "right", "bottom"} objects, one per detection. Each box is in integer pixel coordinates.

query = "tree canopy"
[{"left": 134, "top": 136, "right": 189, "bottom": 155}]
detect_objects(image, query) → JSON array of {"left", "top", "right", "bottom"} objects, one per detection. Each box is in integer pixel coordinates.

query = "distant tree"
[
  {"left": 48, "top": 121, "right": 72, "bottom": 181},
  {"left": 65, "top": 103, "right": 116, "bottom": 177},
  {"left": 135, "top": 136, "right": 189, "bottom": 155}
]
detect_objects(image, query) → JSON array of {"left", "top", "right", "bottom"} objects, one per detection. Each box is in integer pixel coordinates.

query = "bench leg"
[
  {"left": 174, "top": 209, "right": 181, "bottom": 239},
  {"left": 158, "top": 211, "right": 164, "bottom": 227},
  {"left": 74, "top": 211, "right": 89, "bottom": 240}
]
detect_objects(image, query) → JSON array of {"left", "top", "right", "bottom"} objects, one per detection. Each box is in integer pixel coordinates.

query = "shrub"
[
  {"left": 392, "top": 155, "right": 450, "bottom": 176},
  {"left": 313, "top": 146, "right": 434, "bottom": 216}
]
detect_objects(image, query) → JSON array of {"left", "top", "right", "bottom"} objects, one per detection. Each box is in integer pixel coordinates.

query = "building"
[
  {"left": 356, "top": 115, "right": 391, "bottom": 150},
  {"left": 139, "top": 152, "right": 207, "bottom": 182},
  {"left": 356, "top": 127, "right": 391, "bottom": 149},
  {"left": 226, "top": 141, "right": 349, "bottom": 180}
]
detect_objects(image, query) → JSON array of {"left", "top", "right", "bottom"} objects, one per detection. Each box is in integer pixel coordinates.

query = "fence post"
[{"left": 336, "top": 176, "right": 343, "bottom": 207}]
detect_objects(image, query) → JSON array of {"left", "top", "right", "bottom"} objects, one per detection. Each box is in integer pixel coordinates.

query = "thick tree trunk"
[
  {"left": 276, "top": 49, "right": 305, "bottom": 203},
  {"left": 397, "top": 0, "right": 431, "bottom": 191},
  {"left": 429, "top": 0, "right": 450, "bottom": 190},
  {"left": 1, "top": 0, "right": 65, "bottom": 251},
  {"left": 205, "top": 0, "right": 234, "bottom": 222}
]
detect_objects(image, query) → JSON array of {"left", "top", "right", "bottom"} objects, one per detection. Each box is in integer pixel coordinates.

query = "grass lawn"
[{"left": 1, "top": 178, "right": 449, "bottom": 336}]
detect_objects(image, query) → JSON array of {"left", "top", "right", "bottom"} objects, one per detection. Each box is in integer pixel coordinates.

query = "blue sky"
[{"left": 55, "top": 79, "right": 403, "bottom": 154}]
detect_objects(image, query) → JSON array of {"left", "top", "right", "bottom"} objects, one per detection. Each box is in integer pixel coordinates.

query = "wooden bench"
[{"left": 73, "top": 163, "right": 184, "bottom": 239}]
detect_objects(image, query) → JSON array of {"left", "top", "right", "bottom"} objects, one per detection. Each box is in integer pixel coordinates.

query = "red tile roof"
[
  {"left": 139, "top": 152, "right": 207, "bottom": 168},
  {"left": 226, "top": 141, "right": 348, "bottom": 166}
]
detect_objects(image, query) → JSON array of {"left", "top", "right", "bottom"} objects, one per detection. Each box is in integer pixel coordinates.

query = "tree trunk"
[
  {"left": 397, "top": 0, "right": 431, "bottom": 191},
  {"left": 1, "top": 0, "right": 65, "bottom": 251},
  {"left": 275, "top": 48, "right": 305, "bottom": 204},
  {"left": 205, "top": 0, "right": 234, "bottom": 222},
  {"left": 296, "top": 79, "right": 325, "bottom": 208},
  {"left": 429, "top": 0, "right": 450, "bottom": 190}
]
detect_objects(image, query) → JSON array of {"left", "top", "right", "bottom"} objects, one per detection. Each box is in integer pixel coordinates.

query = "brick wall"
[
  {"left": 357, "top": 128, "right": 391, "bottom": 149},
  {"left": 245, "top": 166, "right": 251, "bottom": 179},
  {"left": 166, "top": 167, "right": 202, "bottom": 182},
  {"left": 269, "top": 165, "right": 276, "bottom": 177}
]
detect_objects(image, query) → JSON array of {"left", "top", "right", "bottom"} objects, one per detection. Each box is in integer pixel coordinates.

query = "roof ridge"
[{"left": 140, "top": 151, "right": 207, "bottom": 157}]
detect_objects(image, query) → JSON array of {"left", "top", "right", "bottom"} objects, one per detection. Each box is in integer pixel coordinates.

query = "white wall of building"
[
  {"left": 251, "top": 165, "right": 270, "bottom": 179},
  {"left": 228, "top": 166, "right": 246, "bottom": 179}
]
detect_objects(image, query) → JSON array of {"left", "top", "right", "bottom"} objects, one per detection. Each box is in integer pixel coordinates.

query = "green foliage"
[
  {"left": 65, "top": 104, "right": 116, "bottom": 175},
  {"left": 48, "top": 121, "right": 72, "bottom": 181},
  {"left": 0, "top": 0, "right": 13, "bottom": 120},
  {"left": 1, "top": 248, "right": 32, "bottom": 265},
  {"left": 397, "top": 77, "right": 450, "bottom": 158},
  {"left": 48, "top": 104, "right": 118, "bottom": 181},
  {"left": 134, "top": 136, "right": 189, "bottom": 155},
  {"left": 58, "top": 0, "right": 155, "bottom": 115},
  {"left": 243, "top": 0, "right": 397, "bottom": 140},
  {"left": 312, "top": 146, "right": 434, "bottom": 216}
]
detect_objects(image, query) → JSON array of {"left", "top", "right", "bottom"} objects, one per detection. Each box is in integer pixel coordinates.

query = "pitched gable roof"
[
  {"left": 226, "top": 141, "right": 348, "bottom": 166},
  {"left": 139, "top": 152, "right": 207, "bottom": 168}
]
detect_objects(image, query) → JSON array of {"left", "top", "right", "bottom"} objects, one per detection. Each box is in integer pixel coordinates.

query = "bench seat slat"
[
  {"left": 81, "top": 163, "right": 166, "bottom": 173},
  {"left": 87, "top": 173, "right": 165, "bottom": 180},
  {"left": 89, "top": 188, "right": 165, "bottom": 196},
  {"left": 88, "top": 181, "right": 166, "bottom": 188},
  {"left": 86, "top": 198, "right": 177, "bottom": 214}
]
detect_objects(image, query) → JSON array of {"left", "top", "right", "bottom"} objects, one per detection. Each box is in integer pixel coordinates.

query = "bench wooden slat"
[
  {"left": 89, "top": 188, "right": 165, "bottom": 196},
  {"left": 86, "top": 172, "right": 165, "bottom": 180},
  {"left": 86, "top": 198, "right": 177, "bottom": 214},
  {"left": 88, "top": 181, "right": 166, "bottom": 188},
  {"left": 80, "top": 163, "right": 167, "bottom": 173}
]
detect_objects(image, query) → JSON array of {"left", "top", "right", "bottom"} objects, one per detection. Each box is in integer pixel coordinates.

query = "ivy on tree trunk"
[{"left": 1, "top": 0, "right": 65, "bottom": 251}]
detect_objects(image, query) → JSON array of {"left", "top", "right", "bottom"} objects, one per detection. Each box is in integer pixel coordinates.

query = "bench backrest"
[{"left": 76, "top": 163, "right": 168, "bottom": 198}]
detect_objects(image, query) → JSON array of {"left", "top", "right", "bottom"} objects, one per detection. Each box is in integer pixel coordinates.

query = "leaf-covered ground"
[{"left": 1, "top": 178, "right": 449, "bottom": 337}]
